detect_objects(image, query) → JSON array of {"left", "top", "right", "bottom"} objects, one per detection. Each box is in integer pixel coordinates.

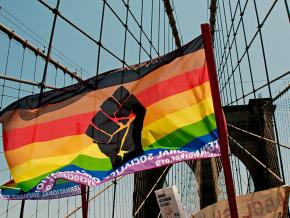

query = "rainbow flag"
[{"left": 0, "top": 36, "right": 220, "bottom": 200}]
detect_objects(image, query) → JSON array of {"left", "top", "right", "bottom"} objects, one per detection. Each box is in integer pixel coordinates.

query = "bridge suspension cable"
[
  {"left": 228, "top": 124, "right": 290, "bottom": 149},
  {"left": 229, "top": 135, "right": 284, "bottom": 183},
  {"left": 133, "top": 165, "right": 170, "bottom": 216}
]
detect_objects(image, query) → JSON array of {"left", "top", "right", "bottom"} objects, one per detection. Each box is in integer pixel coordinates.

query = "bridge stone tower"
[
  {"left": 224, "top": 98, "right": 283, "bottom": 190},
  {"left": 133, "top": 99, "right": 282, "bottom": 217}
]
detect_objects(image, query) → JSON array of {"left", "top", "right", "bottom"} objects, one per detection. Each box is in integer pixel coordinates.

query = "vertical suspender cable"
[
  {"left": 252, "top": 0, "right": 285, "bottom": 183},
  {"left": 38, "top": 0, "right": 60, "bottom": 104}
]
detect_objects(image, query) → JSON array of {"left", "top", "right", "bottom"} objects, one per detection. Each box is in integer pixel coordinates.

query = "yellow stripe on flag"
[
  {"left": 143, "top": 81, "right": 211, "bottom": 126},
  {"left": 10, "top": 144, "right": 107, "bottom": 183},
  {"left": 142, "top": 97, "right": 214, "bottom": 147},
  {"left": 5, "top": 134, "right": 106, "bottom": 168}
]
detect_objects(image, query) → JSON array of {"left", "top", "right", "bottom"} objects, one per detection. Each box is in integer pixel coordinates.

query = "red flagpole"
[
  {"left": 201, "top": 23, "right": 239, "bottom": 218},
  {"left": 81, "top": 185, "right": 88, "bottom": 218}
]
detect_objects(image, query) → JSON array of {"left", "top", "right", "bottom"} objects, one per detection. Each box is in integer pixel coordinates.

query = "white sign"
[{"left": 155, "top": 186, "right": 187, "bottom": 218}]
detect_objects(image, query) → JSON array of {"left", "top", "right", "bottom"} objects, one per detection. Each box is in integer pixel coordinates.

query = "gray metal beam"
[
  {"left": 162, "top": 0, "right": 182, "bottom": 49},
  {"left": 0, "top": 23, "right": 82, "bottom": 82},
  {"left": 209, "top": 0, "right": 217, "bottom": 38}
]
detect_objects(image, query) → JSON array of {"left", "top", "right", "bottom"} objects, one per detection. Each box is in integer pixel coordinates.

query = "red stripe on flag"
[
  {"left": 3, "top": 112, "right": 95, "bottom": 151},
  {"left": 138, "top": 65, "right": 208, "bottom": 106},
  {"left": 4, "top": 65, "right": 209, "bottom": 151}
]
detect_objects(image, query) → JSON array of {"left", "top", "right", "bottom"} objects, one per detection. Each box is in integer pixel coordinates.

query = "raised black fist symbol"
[{"left": 85, "top": 86, "right": 146, "bottom": 169}]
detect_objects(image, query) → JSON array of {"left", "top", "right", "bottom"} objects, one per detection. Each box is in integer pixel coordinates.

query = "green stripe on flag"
[
  {"left": 18, "top": 155, "right": 112, "bottom": 192},
  {"left": 144, "top": 113, "right": 217, "bottom": 151}
]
